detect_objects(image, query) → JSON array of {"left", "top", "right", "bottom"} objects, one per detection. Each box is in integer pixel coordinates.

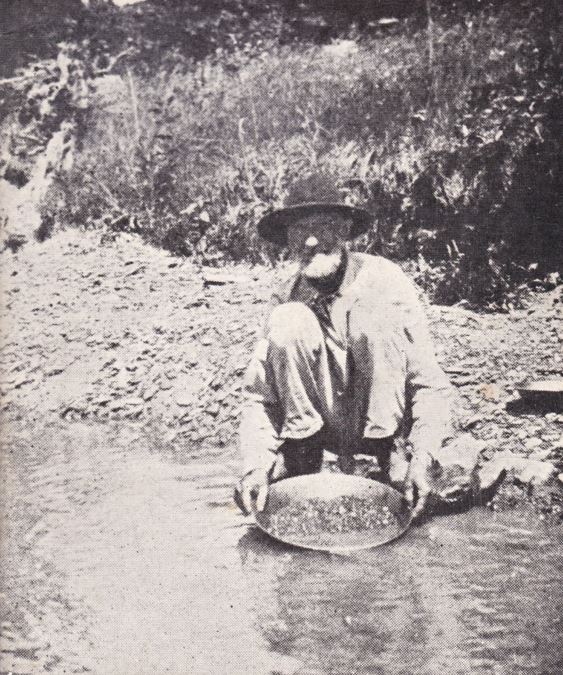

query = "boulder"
[{"left": 478, "top": 449, "right": 556, "bottom": 490}]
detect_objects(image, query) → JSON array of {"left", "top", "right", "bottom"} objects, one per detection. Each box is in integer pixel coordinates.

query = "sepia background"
[{"left": 1, "top": 1, "right": 562, "bottom": 673}]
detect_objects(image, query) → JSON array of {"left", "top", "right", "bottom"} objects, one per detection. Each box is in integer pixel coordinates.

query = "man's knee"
[{"left": 268, "top": 302, "right": 322, "bottom": 349}]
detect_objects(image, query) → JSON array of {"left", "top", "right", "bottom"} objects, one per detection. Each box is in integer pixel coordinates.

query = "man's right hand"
[{"left": 235, "top": 468, "right": 270, "bottom": 516}]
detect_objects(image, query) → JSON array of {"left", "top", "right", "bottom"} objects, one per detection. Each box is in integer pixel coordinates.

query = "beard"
[{"left": 300, "top": 251, "right": 343, "bottom": 280}]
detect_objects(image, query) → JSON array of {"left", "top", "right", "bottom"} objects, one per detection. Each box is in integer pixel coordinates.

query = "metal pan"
[
  {"left": 517, "top": 379, "right": 563, "bottom": 410},
  {"left": 254, "top": 473, "right": 412, "bottom": 553}
]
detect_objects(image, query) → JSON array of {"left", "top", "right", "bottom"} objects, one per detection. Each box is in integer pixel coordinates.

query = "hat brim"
[{"left": 257, "top": 203, "right": 372, "bottom": 246}]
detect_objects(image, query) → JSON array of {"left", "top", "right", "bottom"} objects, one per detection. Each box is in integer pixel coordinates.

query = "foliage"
[
  {"left": 0, "top": 0, "right": 83, "bottom": 78},
  {"left": 6, "top": 0, "right": 563, "bottom": 307}
]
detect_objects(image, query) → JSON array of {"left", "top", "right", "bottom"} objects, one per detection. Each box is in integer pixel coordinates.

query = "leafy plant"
[{"left": 37, "top": 0, "right": 563, "bottom": 306}]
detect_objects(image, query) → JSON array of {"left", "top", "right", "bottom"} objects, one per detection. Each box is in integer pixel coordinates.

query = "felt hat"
[{"left": 257, "top": 174, "right": 372, "bottom": 246}]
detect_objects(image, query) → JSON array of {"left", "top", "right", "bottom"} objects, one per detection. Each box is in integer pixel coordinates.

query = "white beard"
[{"left": 300, "top": 252, "right": 343, "bottom": 280}]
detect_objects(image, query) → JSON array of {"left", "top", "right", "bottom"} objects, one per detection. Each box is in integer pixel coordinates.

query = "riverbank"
[{"left": 1, "top": 228, "right": 561, "bottom": 480}]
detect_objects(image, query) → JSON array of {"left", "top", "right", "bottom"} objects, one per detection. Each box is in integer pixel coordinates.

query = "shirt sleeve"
[
  {"left": 238, "top": 278, "right": 293, "bottom": 475},
  {"left": 402, "top": 288, "right": 455, "bottom": 460},
  {"left": 238, "top": 337, "right": 283, "bottom": 475}
]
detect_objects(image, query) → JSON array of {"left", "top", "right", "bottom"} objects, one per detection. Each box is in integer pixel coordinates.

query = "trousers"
[{"left": 266, "top": 301, "right": 411, "bottom": 453}]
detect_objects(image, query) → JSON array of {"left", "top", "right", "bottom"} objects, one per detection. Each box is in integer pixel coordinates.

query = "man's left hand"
[{"left": 405, "top": 454, "right": 432, "bottom": 523}]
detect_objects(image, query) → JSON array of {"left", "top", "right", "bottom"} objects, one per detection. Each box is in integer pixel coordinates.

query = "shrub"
[{"left": 47, "top": 1, "right": 562, "bottom": 306}]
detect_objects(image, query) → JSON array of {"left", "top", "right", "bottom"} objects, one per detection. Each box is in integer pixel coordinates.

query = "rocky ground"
[
  {"left": 0, "top": 228, "right": 562, "bottom": 673},
  {"left": 0, "top": 230, "right": 271, "bottom": 448},
  {"left": 1, "top": 228, "right": 561, "bottom": 490}
]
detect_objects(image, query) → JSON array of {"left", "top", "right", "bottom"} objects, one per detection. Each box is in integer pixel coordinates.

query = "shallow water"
[
  {"left": 238, "top": 510, "right": 563, "bottom": 675},
  {"left": 2, "top": 421, "right": 562, "bottom": 674}
]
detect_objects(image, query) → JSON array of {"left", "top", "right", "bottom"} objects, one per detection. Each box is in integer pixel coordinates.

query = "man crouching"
[{"left": 235, "top": 174, "right": 454, "bottom": 521}]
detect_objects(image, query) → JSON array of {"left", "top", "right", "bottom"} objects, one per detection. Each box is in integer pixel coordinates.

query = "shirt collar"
[{"left": 336, "top": 249, "right": 364, "bottom": 296}]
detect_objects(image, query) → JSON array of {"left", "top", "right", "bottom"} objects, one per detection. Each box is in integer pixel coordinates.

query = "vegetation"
[{"left": 2, "top": 1, "right": 562, "bottom": 307}]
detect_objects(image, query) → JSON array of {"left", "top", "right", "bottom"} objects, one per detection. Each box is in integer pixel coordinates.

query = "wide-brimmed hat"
[{"left": 257, "top": 174, "right": 373, "bottom": 246}]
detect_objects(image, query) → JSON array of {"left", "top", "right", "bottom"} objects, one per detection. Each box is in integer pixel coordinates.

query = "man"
[{"left": 236, "top": 173, "right": 454, "bottom": 521}]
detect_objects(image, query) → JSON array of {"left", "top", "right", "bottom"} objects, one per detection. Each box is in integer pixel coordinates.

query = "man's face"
[{"left": 287, "top": 213, "right": 351, "bottom": 280}]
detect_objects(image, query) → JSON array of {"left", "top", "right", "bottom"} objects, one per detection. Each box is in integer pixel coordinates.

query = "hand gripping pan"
[{"left": 254, "top": 473, "right": 412, "bottom": 553}]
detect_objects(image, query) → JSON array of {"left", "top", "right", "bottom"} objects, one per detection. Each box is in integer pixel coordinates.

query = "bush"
[{"left": 48, "top": 0, "right": 562, "bottom": 306}]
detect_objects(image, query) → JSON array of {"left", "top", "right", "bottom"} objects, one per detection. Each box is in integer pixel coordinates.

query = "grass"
[{"left": 45, "top": 2, "right": 562, "bottom": 307}]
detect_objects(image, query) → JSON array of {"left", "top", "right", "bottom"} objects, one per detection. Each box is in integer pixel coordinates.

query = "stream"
[{"left": 1, "top": 420, "right": 562, "bottom": 674}]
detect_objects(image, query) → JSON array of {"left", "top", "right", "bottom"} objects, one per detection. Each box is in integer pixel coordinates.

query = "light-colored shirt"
[{"left": 239, "top": 251, "right": 454, "bottom": 474}]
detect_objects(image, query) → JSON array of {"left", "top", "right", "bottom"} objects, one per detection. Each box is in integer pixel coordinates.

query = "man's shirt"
[{"left": 239, "top": 251, "right": 454, "bottom": 474}]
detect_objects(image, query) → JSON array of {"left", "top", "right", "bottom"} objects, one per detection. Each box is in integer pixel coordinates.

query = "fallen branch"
[
  {"left": 0, "top": 74, "right": 35, "bottom": 86},
  {"left": 127, "top": 68, "right": 141, "bottom": 141},
  {"left": 94, "top": 49, "right": 134, "bottom": 76}
]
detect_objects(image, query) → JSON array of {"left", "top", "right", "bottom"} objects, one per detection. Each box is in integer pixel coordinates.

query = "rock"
[
  {"left": 531, "top": 449, "right": 552, "bottom": 461},
  {"left": 461, "top": 414, "right": 482, "bottom": 430},
  {"left": 558, "top": 473, "right": 563, "bottom": 486},
  {"left": 0, "top": 636, "right": 41, "bottom": 655},
  {"left": 431, "top": 436, "right": 486, "bottom": 473},
  {"left": 479, "top": 450, "right": 556, "bottom": 489},
  {"left": 91, "top": 396, "right": 111, "bottom": 405},
  {"left": 184, "top": 297, "right": 207, "bottom": 309},
  {"left": 206, "top": 403, "right": 220, "bottom": 416},
  {"left": 175, "top": 394, "right": 193, "bottom": 407},
  {"left": 122, "top": 397, "right": 144, "bottom": 407},
  {"left": 209, "top": 375, "right": 224, "bottom": 390},
  {"left": 142, "top": 386, "right": 158, "bottom": 401},
  {"left": 202, "top": 270, "right": 250, "bottom": 286},
  {"left": 261, "top": 618, "right": 290, "bottom": 645},
  {"left": 524, "top": 437, "right": 543, "bottom": 451},
  {"left": 13, "top": 373, "right": 34, "bottom": 389},
  {"left": 476, "top": 456, "right": 508, "bottom": 491},
  {"left": 540, "top": 432, "right": 559, "bottom": 442},
  {"left": 124, "top": 265, "right": 146, "bottom": 277},
  {"left": 113, "top": 370, "right": 130, "bottom": 389},
  {"left": 479, "top": 383, "right": 501, "bottom": 401},
  {"left": 517, "top": 460, "right": 556, "bottom": 486},
  {"left": 453, "top": 375, "right": 480, "bottom": 386}
]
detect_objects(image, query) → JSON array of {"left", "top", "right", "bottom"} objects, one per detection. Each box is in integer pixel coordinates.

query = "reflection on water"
[
  {"left": 2, "top": 421, "right": 562, "bottom": 674},
  {"left": 235, "top": 505, "right": 563, "bottom": 675}
]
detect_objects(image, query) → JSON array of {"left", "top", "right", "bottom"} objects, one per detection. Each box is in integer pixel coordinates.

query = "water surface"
[{"left": 2, "top": 421, "right": 562, "bottom": 674}]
